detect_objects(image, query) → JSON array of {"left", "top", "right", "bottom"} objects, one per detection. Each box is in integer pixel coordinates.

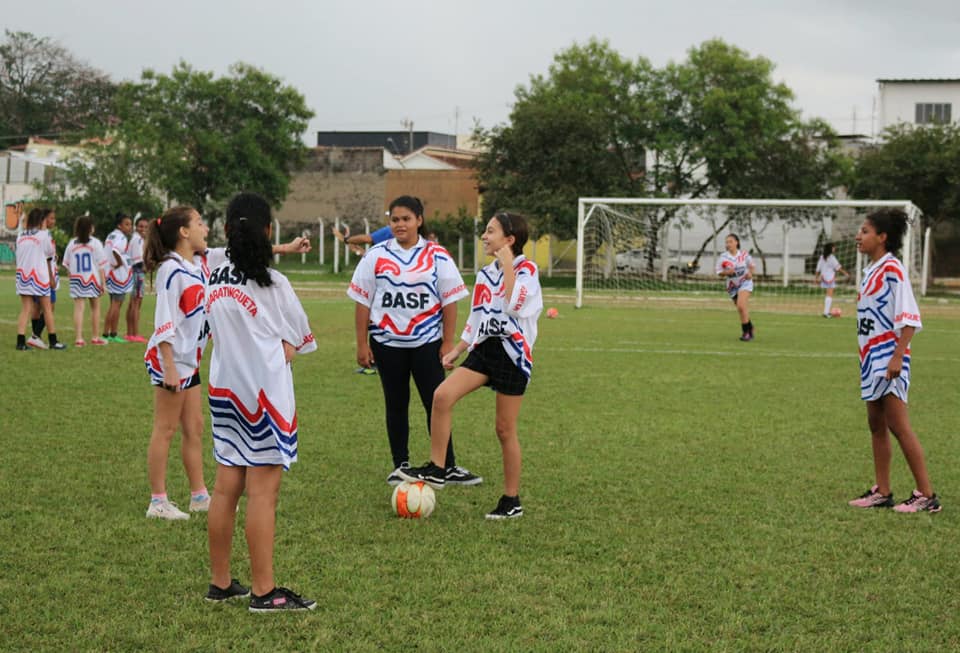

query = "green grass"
[{"left": 1, "top": 272, "right": 959, "bottom": 652}]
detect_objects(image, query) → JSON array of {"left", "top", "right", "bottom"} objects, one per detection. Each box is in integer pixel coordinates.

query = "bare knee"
[
  {"left": 433, "top": 386, "right": 457, "bottom": 412},
  {"left": 495, "top": 420, "right": 516, "bottom": 443}
]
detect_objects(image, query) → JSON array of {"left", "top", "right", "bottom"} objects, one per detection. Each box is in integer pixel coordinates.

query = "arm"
[
  {"left": 273, "top": 236, "right": 311, "bottom": 255},
  {"left": 441, "top": 339, "right": 470, "bottom": 370},
  {"left": 886, "top": 326, "right": 915, "bottom": 379},
  {"left": 158, "top": 341, "right": 180, "bottom": 391},
  {"left": 355, "top": 303, "right": 374, "bottom": 367},
  {"left": 496, "top": 246, "right": 516, "bottom": 301},
  {"left": 440, "top": 302, "right": 458, "bottom": 359}
]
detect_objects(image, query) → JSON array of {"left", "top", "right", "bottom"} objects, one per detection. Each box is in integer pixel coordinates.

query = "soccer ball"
[
  {"left": 391, "top": 481, "right": 436, "bottom": 519},
  {"left": 546, "top": 307, "right": 559, "bottom": 319},
  {"left": 830, "top": 307, "right": 842, "bottom": 318}
]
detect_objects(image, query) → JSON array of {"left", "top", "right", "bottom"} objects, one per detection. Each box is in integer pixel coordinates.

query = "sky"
[{"left": 7, "top": 0, "right": 960, "bottom": 142}]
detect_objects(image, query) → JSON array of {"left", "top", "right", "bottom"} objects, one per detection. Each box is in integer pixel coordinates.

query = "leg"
[
  {"left": 410, "top": 341, "right": 457, "bottom": 467},
  {"left": 126, "top": 295, "right": 138, "bottom": 336},
  {"left": 736, "top": 290, "right": 751, "bottom": 326},
  {"left": 865, "top": 399, "right": 892, "bottom": 496},
  {"left": 38, "top": 295, "right": 57, "bottom": 337},
  {"left": 209, "top": 465, "right": 245, "bottom": 589},
  {"left": 73, "top": 298, "right": 85, "bottom": 341},
  {"left": 371, "top": 339, "right": 413, "bottom": 467},
  {"left": 429, "top": 367, "right": 488, "bottom": 467},
  {"left": 178, "top": 385, "right": 207, "bottom": 493},
  {"left": 245, "top": 465, "right": 283, "bottom": 596},
  {"left": 494, "top": 393, "right": 525, "bottom": 497},
  {"left": 823, "top": 287, "right": 834, "bottom": 315},
  {"left": 147, "top": 386, "right": 188, "bottom": 495},
  {"left": 16, "top": 295, "right": 33, "bottom": 335},
  {"left": 90, "top": 297, "right": 102, "bottom": 339},
  {"left": 882, "top": 394, "right": 934, "bottom": 497}
]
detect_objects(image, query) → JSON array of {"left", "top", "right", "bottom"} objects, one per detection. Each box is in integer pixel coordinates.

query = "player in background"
[
  {"left": 27, "top": 208, "right": 60, "bottom": 348},
  {"left": 142, "top": 206, "right": 214, "bottom": 520},
  {"left": 63, "top": 215, "right": 108, "bottom": 346},
  {"left": 848, "top": 208, "right": 940, "bottom": 513},
  {"left": 103, "top": 213, "right": 134, "bottom": 343},
  {"left": 348, "top": 195, "right": 480, "bottom": 487},
  {"left": 401, "top": 212, "right": 543, "bottom": 520},
  {"left": 716, "top": 234, "right": 756, "bottom": 341},
  {"left": 333, "top": 221, "right": 392, "bottom": 256},
  {"left": 15, "top": 208, "right": 65, "bottom": 350},
  {"left": 815, "top": 242, "right": 851, "bottom": 318},
  {"left": 205, "top": 192, "right": 318, "bottom": 611},
  {"left": 125, "top": 214, "right": 149, "bottom": 342}
]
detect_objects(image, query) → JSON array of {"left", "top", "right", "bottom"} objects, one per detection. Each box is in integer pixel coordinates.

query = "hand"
[
  {"left": 441, "top": 350, "right": 460, "bottom": 370},
  {"left": 282, "top": 236, "right": 312, "bottom": 254},
  {"left": 282, "top": 341, "right": 296, "bottom": 364},
  {"left": 885, "top": 355, "right": 903, "bottom": 380},
  {"left": 162, "top": 370, "right": 180, "bottom": 393},
  {"left": 357, "top": 343, "right": 375, "bottom": 369},
  {"left": 495, "top": 245, "right": 514, "bottom": 268}
]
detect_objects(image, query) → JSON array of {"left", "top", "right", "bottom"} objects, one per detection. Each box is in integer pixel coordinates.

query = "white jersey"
[
  {"left": 128, "top": 232, "right": 144, "bottom": 268},
  {"left": 716, "top": 249, "right": 754, "bottom": 297},
  {"left": 816, "top": 254, "right": 842, "bottom": 288},
  {"left": 857, "top": 253, "right": 922, "bottom": 402},
  {"left": 63, "top": 237, "right": 107, "bottom": 298},
  {"left": 206, "top": 262, "right": 317, "bottom": 469},
  {"left": 15, "top": 229, "right": 55, "bottom": 296},
  {"left": 104, "top": 229, "right": 132, "bottom": 294},
  {"left": 347, "top": 237, "right": 468, "bottom": 348},
  {"left": 462, "top": 255, "right": 543, "bottom": 379}
]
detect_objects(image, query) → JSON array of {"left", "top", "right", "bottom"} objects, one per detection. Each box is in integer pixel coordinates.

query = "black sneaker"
[
  {"left": 16, "top": 343, "right": 30, "bottom": 351},
  {"left": 50, "top": 342, "right": 67, "bottom": 350},
  {"left": 445, "top": 465, "right": 483, "bottom": 486},
  {"left": 386, "top": 462, "right": 410, "bottom": 486},
  {"left": 485, "top": 495, "right": 523, "bottom": 520},
  {"left": 249, "top": 586, "right": 317, "bottom": 613},
  {"left": 205, "top": 579, "right": 250, "bottom": 602},
  {"left": 398, "top": 462, "right": 446, "bottom": 489}
]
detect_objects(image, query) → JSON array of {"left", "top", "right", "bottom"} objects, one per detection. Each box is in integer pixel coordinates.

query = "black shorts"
[
  {"left": 461, "top": 338, "right": 528, "bottom": 396},
  {"left": 151, "top": 371, "right": 201, "bottom": 392}
]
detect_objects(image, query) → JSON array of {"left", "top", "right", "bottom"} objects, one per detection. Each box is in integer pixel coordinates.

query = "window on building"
[{"left": 915, "top": 103, "right": 952, "bottom": 124}]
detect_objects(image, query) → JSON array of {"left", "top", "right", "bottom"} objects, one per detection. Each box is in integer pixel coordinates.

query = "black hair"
[
  {"left": 143, "top": 206, "right": 195, "bottom": 272},
  {"left": 821, "top": 242, "right": 835, "bottom": 258},
  {"left": 865, "top": 208, "right": 908, "bottom": 254},
  {"left": 115, "top": 212, "right": 131, "bottom": 227},
  {"left": 726, "top": 233, "right": 741, "bottom": 249},
  {"left": 493, "top": 211, "right": 529, "bottom": 256},
  {"left": 26, "top": 207, "right": 45, "bottom": 229},
  {"left": 225, "top": 192, "right": 273, "bottom": 287},
  {"left": 74, "top": 215, "right": 94, "bottom": 244},
  {"left": 388, "top": 195, "right": 427, "bottom": 236},
  {"left": 135, "top": 215, "right": 150, "bottom": 226}
]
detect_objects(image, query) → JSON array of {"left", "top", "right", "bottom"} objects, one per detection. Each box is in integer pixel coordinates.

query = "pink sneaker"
[
  {"left": 893, "top": 490, "right": 941, "bottom": 513},
  {"left": 75, "top": 339, "right": 86, "bottom": 347},
  {"left": 848, "top": 485, "right": 893, "bottom": 508},
  {"left": 124, "top": 335, "right": 146, "bottom": 343},
  {"left": 91, "top": 337, "right": 108, "bottom": 345}
]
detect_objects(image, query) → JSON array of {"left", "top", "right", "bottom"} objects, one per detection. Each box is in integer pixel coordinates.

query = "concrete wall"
[{"left": 383, "top": 168, "right": 480, "bottom": 219}]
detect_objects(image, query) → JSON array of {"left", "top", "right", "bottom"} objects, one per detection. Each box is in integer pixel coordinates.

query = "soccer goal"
[{"left": 575, "top": 198, "right": 924, "bottom": 311}]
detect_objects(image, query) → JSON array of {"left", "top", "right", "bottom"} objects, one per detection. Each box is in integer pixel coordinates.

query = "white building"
[{"left": 877, "top": 78, "right": 960, "bottom": 133}]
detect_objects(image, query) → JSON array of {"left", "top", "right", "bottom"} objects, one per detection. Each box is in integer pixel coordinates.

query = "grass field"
[{"left": 1, "top": 266, "right": 959, "bottom": 652}]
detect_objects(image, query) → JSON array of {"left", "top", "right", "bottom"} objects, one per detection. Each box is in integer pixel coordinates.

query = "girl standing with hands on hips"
[
  {"left": 716, "top": 234, "right": 756, "bottom": 341},
  {"left": 848, "top": 208, "right": 940, "bottom": 513},
  {"left": 402, "top": 212, "right": 543, "bottom": 519}
]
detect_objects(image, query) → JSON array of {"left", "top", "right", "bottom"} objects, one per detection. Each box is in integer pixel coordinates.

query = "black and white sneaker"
[
  {"left": 485, "top": 495, "right": 523, "bottom": 520},
  {"left": 398, "top": 462, "right": 446, "bottom": 489},
  {"left": 386, "top": 462, "right": 410, "bottom": 486},
  {"left": 445, "top": 465, "right": 483, "bottom": 486},
  {"left": 205, "top": 579, "right": 250, "bottom": 602},
  {"left": 50, "top": 342, "right": 67, "bottom": 350},
  {"left": 249, "top": 586, "right": 317, "bottom": 612}
]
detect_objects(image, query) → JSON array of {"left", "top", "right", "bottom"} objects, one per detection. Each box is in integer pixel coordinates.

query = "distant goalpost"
[{"left": 575, "top": 198, "right": 927, "bottom": 310}]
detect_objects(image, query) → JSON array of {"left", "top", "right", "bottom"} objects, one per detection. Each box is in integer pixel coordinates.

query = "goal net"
[{"left": 575, "top": 198, "right": 924, "bottom": 312}]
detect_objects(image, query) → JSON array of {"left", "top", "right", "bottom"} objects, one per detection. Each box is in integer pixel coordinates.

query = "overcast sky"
[{"left": 8, "top": 0, "right": 960, "bottom": 142}]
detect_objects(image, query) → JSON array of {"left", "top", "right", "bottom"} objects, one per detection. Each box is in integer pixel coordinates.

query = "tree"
[
  {"left": 0, "top": 30, "right": 115, "bottom": 145},
  {"left": 851, "top": 122, "right": 960, "bottom": 231},
  {"left": 111, "top": 62, "right": 313, "bottom": 218}
]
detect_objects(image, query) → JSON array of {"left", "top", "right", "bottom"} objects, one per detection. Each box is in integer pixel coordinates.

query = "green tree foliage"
[
  {"left": 111, "top": 62, "right": 314, "bottom": 218},
  {"left": 474, "top": 38, "right": 849, "bottom": 240},
  {"left": 0, "top": 30, "right": 115, "bottom": 146},
  {"left": 851, "top": 122, "right": 960, "bottom": 230}
]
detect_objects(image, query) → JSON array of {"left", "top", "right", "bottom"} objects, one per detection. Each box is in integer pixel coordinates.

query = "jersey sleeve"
[
  {"left": 506, "top": 261, "right": 542, "bottom": 319},
  {"left": 277, "top": 275, "right": 317, "bottom": 354},
  {"left": 152, "top": 264, "right": 183, "bottom": 345},
  {"left": 892, "top": 270, "right": 922, "bottom": 333},
  {"left": 62, "top": 242, "right": 76, "bottom": 273},
  {"left": 93, "top": 240, "right": 107, "bottom": 269},
  {"left": 43, "top": 232, "right": 55, "bottom": 260},
  {"left": 436, "top": 252, "right": 468, "bottom": 306},
  {"left": 205, "top": 247, "right": 227, "bottom": 270},
  {"left": 347, "top": 251, "right": 376, "bottom": 305}
]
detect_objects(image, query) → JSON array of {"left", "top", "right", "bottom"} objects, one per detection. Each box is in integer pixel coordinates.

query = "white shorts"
[
  {"left": 727, "top": 279, "right": 754, "bottom": 299},
  {"left": 820, "top": 280, "right": 836, "bottom": 289}
]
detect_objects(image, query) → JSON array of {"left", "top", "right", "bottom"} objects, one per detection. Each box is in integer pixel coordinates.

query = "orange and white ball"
[
  {"left": 830, "top": 307, "right": 842, "bottom": 318},
  {"left": 546, "top": 307, "right": 559, "bottom": 319},
  {"left": 391, "top": 481, "right": 436, "bottom": 518}
]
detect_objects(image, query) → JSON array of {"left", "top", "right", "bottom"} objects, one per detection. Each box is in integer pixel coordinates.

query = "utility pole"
[{"left": 401, "top": 118, "right": 414, "bottom": 154}]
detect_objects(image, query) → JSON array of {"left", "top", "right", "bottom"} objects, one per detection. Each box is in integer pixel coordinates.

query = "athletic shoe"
[
  {"left": 26, "top": 335, "right": 48, "bottom": 349},
  {"left": 823, "top": 314, "right": 832, "bottom": 319},
  {"left": 75, "top": 339, "right": 86, "bottom": 347},
  {"left": 486, "top": 495, "right": 523, "bottom": 520},
  {"left": 50, "top": 342, "right": 67, "bottom": 350},
  {"left": 205, "top": 579, "right": 251, "bottom": 602},
  {"left": 848, "top": 485, "right": 894, "bottom": 508},
  {"left": 445, "top": 465, "right": 483, "bottom": 486},
  {"left": 386, "top": 462, "right": 410, "bottom": 486},
  {"left": 249, "top": 587, "right": 317, "bottom": 613},
  {"left": 91, "top": 337, "right": 108, "bottom": 346},
  {"left": 16, "top": 343, "right": 30, "bottom": 351},
  {"left": 125, "top": 335, "right": 147, "bottom": 343},
  {"left": 893, "top": 490, "right": 942, "bottom": 513},
  {"left": 190, "top": 494, "right": 211, "bottom": 512},
  {"left": 739, "top": 332, "right": 754, "bottom": 342},
  {"left": 146, "top": 499, "right": 190, "bottom": 520},
  {"left": 398, "top": 461, "right": 446, "bottom": 489},
  {"left": 107, "top": 335, "right": 126, "bottom": 344}
]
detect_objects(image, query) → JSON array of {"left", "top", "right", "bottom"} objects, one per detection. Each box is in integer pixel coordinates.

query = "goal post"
[{"left": 575, "top": 198, "right": 924, "bottom": 310}]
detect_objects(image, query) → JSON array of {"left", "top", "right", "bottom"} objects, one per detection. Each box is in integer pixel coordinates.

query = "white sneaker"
[
  {"left": 189, "top": 494, "right": 211, "bottom": 512},
  {"left": 146, "top": 499, "right": 190, "bottom": 520},
  {"left": 26, "top": 335, "right": 48, "bottom": 349}
]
